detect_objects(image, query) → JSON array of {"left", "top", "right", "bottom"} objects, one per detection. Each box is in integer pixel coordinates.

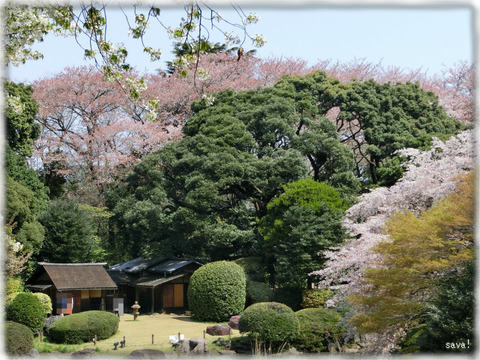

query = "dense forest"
[{"left": 4, "top": 3, "right": 475, "bottom": 356}]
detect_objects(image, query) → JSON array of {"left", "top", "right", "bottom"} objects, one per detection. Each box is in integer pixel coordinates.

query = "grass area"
[{"left": 35, "top": 313, "right": 242, "bottom": 356}]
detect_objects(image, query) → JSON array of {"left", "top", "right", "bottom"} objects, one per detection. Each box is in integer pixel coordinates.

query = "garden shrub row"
[
  {"left": 238, "top": 302, "right": 346, "bottom": 353},
  {"left": 48, "top": 310, "right": 119, "bottom": 344}
]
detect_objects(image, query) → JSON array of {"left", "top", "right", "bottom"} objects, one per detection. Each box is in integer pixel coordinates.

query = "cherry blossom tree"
[
  {"left": 311, "top": 130, "right": 474, "bottom": 299},
  {"left": 308, "top": 130, "right": 474, "bottom": 353},
  {"left": 32, "top": 66, "right": 182, "bottom": 204}
]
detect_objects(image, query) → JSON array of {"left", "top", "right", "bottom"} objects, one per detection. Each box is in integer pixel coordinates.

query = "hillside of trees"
[{"left": 4, "top": 3, "right": 475, "bottom": 355}]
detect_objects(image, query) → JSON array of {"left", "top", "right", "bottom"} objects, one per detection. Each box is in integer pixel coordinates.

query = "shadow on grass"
[{"left": 172, "top": 316, "right": 197, "bottom": 323}]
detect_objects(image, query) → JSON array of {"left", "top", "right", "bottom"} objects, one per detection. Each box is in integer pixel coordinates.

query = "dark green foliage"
[
  {"left": 234, "top": 257, "right": 266, "bottom": 282},
  {"left": 7, "top": 292, "right": 45, "bottom": 333},
  {"left": 5, "top": 82, "right": 49, "bottom": 257},
  {"left": 238, "top": 302, "right": 299, "bottom": 350},
  {"left": 5, "top": 81, "right": 41, "bottom": 157},
  {"left": 246, "top": 281, "right": 274, "bottom": 306},
  {"left": 301, "top": 289, "right": 333, "bottom": 308},
  {"left": 38, "top": 198, "right": 97, "bottom": 263},
  {"left": 272, "top": 288, "right": 303, "bottom": 311},
  {"left": 260, "top": 179, "right": 346, "bottom": 292},
  {"left": 338, "top": 79, "right": 462, "bottom": 184},
  {"left": 188, "top": 261, "right": 246, "bottom": 321},
  {"left": 5, "top": 321, "right": 34, "bottom": 355},
  {"left": 292, "top": 308, "right": 346, "bottom": 352},
  {"left": 47, "top": 311, "right": 119, "bottom": 344},
  {"left": 399, "top": 261, "right": 475, "bottom": 353}
]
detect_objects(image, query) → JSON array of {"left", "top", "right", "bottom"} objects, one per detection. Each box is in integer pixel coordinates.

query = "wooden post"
[
  {"left": 40, "top": 331, "right": 43, "bottom": 343},
  {"left": 152, "top": 334, "right": 154, "bottom": 344},
  {"left": 94, "top": 335, "right": 97, "bottom": 345},
  {"left": 203, "top": 330, "right": 205, "bottom": 339}
]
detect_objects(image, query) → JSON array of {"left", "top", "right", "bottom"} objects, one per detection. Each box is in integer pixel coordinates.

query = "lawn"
[{"left": 35, "top": 313, "right": 242, "bottom": 356}]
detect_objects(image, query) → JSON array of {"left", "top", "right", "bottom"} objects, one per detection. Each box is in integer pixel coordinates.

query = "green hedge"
[
  {"left": 6, "top": 292, "right": 45, "bottom": 333},
  {"left": 48, "top": 311, "right": 119, "bottom": 344},
  {"left": 292, "top": 308, "right": 346, "bottom": 352},
  {"left": 188, "top": 261, "right": 246, "bottom": 322},
  {"left": 246, "top": 281, "right": 274, "bottom": 305},
  {"left": 239, "top": 302, "right": 299, "bottom": 343},
  {"left": 5, "top": 321, "right": 34, "bottom": 355}
]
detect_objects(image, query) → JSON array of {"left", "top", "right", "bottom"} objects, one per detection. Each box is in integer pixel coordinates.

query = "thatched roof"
[{"left": 36, "top": 263, "right": 117, "bottom": 291}]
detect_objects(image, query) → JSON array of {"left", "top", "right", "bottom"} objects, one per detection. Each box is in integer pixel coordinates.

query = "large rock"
[
  {"left": 206, "top": 324, "right": 231, "bottom": 336},
  {"left": 127, "top": 349, "right": 166, "bottom": 358},
  {"left": 29, "top": 348, "right": 40, "bottom": 357},
  {"left": 71, "top": 348, "right": 96, "bottom": 358},
  {"left": 178, "top": 338, "right": 209, "bottom": 355},
  {"left": 228, "top": 315, "right": 240, "bottom": 330}
]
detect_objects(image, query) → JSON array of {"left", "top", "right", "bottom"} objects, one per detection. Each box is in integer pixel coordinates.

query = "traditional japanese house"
[
  {"left": 25, "top": 263, "right": 118, "bottom": 315},
  {"left": 107, "top": 257, "right": 203, "bottom": 314}
]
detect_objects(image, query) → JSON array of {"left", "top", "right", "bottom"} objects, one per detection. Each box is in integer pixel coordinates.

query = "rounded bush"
[
  {"left": 292, "top": 308, "right": 346, "bottom": 352},
  {"left": 48, "top": 310, "right": 119, "bottom": 344},
  {"left": 7, "top": 292, "right": 45, "bottom": 333},
  {"left": 33, "top": 293, "right": 53, "bottom": 316},
  {"left": 188, "top": 260, "right": 246, "bottom": 322},
  {"left": 239, "top": 302, "right": 299, "bottom": 343},
  {"left": 6, "top": 321, "right": 34, "bottom": 355}
]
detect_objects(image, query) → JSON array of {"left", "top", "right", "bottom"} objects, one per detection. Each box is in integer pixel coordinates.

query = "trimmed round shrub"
[
  {"left": 7, "top": 292, "right": 45, "bottom": 333},
  {"left": 33, "top": 293, "right": 53, "bottom": 316},
  {"left": 5, "top": 321, "right": 34, "bottom": 355},
  {"left": 48, "top": 310, "right": 119, "bottom": 344},
  {"left": 291, "top": 308, "right": 346, "bottom": 352},
  {"left": 188, "top": 260, "right": 246, "bottom": 322},
  {"left": 246, "top": 281, "right": 274, "bottom": 306},
  {"left": 239, "top": 302, "right": 299, "bottom": 345}
]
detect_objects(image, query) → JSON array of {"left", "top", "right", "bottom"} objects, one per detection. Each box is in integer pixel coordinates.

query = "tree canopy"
[{"left": 259, "top": 179, "right": 346, "bottom": 291}]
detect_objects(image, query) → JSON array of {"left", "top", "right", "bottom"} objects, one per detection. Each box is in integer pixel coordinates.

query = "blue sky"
[{"left": 5, "top": 2, "right": 474, "bottom": 83}]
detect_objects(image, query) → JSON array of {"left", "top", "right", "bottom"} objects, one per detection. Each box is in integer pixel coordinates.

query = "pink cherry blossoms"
[{"left": 311, "top": 130, "right": 475, "bottom": 302}]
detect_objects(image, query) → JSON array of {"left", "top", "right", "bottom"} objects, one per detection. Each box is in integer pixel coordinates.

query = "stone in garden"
[
  {"left": 44, "top": 315, "right": 62, "bottom": 333},
  {"left": 206, "top": 324, "right": 231, "bottom": 336},
  {"left": 29, "top": 348, "right": 39, "bottom": 357},
  {"left": 127, "top": 349, "right": 166, "bottom": 358},
  {"left": 71, "top": 348, "right": 96, "bottom": 357},
  {"left": 228, "top": 315, "right": 240, "bottom": 330},
  {"left": 178, "top": 338, "right": 209, "bottom": 355}
]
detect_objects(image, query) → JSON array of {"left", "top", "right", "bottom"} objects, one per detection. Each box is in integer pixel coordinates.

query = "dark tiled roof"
[
  {"left": 149, "top": 259, "right": 202, "bottom": 274},
  {"left": 40, "top": 263, "right": 117, "bottom": 291},
  {"left": 109, "top": 256, "right": 167, "bottom": 274}
]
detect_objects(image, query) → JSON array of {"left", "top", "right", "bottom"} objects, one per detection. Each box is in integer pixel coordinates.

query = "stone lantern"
[{"left": 131, "top": 301, "right": 141, "bottom": 320}]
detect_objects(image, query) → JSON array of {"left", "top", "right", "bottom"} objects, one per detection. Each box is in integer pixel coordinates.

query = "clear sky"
[{"left": 4, "top": 1, "right": 475, "bottom": 84}]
